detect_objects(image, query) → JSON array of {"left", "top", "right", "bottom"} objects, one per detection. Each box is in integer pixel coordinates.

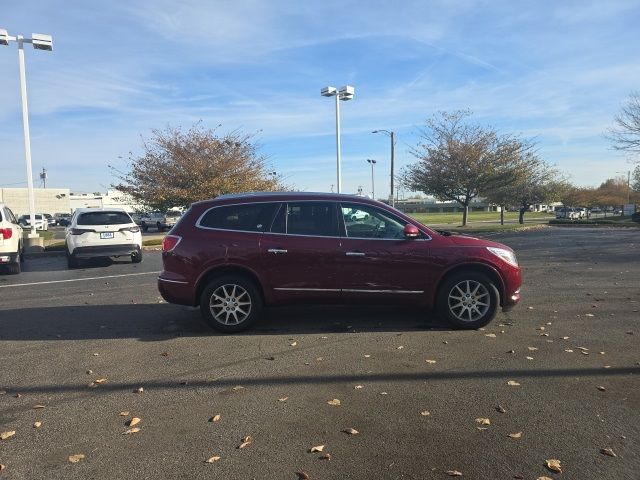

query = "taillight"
[
  {"left": 71, "top": 228, "right": 95, "bottom": 235},
  {"left": 162, "top": 235, "right": 182, "bottom": 252},
  {"left": 0, "top": 228, "right": 12, "bottom": 240},
  {"left": 119, "top": 226, "right": 140, "bottom": 233}
]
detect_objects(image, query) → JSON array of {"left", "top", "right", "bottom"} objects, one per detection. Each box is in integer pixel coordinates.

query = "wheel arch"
[
  {"left": 434, "top": 262, "right": 506, "bottom": 307},
  {"left": 194, "top": 264, "right": 266, "bottom": 306}
]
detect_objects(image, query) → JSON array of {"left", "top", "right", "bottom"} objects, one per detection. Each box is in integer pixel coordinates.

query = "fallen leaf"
[
  {"left": 585, "top": 313, "right": 594, "bottom": 317},
  {"left": 576, "top": 346, "right": 589, "bottom": 351},
  {"left": 420, "top": 410, "right": 431, "bottom": 416},
  {"left": 396, "top": 345, "right": 404, "bottom": 350},
  {"left": 527, "top": 347, "right": 538, "bottom": 351},
  {"left": 354, "top": 385, "right": 364, "bottom": 390},
  {"left": 446, "top": 470, "right": 463, "bottom": 476},
  {"left": 278, "top": 397, "right": 289, "bottom": 402},
  {"left": 134, "top": 387, "right": 144, "bottom": 394},
  {"left": 526, "top": 356, "right": 534, "bottom": 360},
  {"left": 127, "top": 417, "right": 141, "bottom": 427},
  {"left": 238, "top": 436, "right": 253, "bottom": 449},
  {"left": 507, "top": 380, "right": 521, "bottom": 386},
  {"left": 290, "top": 342, "right": 297, "bottom": 347},
  {"left": 232, "top": 386, "right": 244, "bottom": 391},
  {"left": 485, "top": 333, "right": 497, "bottom": 338},
  {"left": 496, "top": 405, "right": 506, "bottom": 413},
  {"left": 210, "top": 414, "right": 221, "bottom": 422},
  {"left": 475, "top": 418, "right": 491, "bottom": 426},
  {"left": 0, "top": 431, "right": 15, "bottom": 441},
  {"left": 205, "top": 456, "right": 221, "bottom": 463},
  {"left": 581, "top": 351, "right": 589, "bottom": 355},
  {"left": 545, "top": 459, "right": 562, "bottom": 473},
  {"left": 309, "top": 445, "right": 325, "bottom": 453},
  {"left": 537, "top": 326, "right": 545, "bottom": 331},
  {"left": 507, "top": 350, "right": 515, "bottom": 354},
  {"left": 123, "top": 427, "right": 141, "bottom": 435},
  {"left": 33, "top": 421, "right": 42, "bottom": 428},
  {"left": 94, "top": 378, "right": 107, "bottom": 385},
  {"left": 536, "top": 477, "right": 553, "bottom": 480},
  {"left": 600, "top": 447, "right": 617, "bottom": 457},
  {"left": 364, "top": 354, "right": 371, "bottom": 358},
  {"left": 597, "top": 386, "right": 606, "bottom": 391},
  {"left": 92, "top": 353, "right": 99, "bottom": 356},
  {"left": 379, "top": 391, "right": 388, "bottom": 395},
  {"left": 33, "top": 404, "right": 46, "bottom": 409},
  {"left": 425, "top": 359, "right": 437, "bottom": 364},
  {"left": 68, "top": 454, "right": 85, "bottom": 463},
  {"left": 342, "top": 428, "right": 359, "bottom": 435},
  {"left": 564, "top": 349, "right": 574, "bottom": 353},
  {"left": 508, "top": 432, "right": 522, "bottom": 439},
  {"left": 562, "top": 336, "right": 569, "bottom": 340},
  {"left": 327, "top": 399, "right": 341, "bottom": 406},
  {"left": 321, "top": 453, "right": 331, "bottom": 460},
  {"left": 0, "top": 464, "right": 5, "bottom": 472},
  {"left": 296, "top": 471, "right": 310, "bottom": 480}
]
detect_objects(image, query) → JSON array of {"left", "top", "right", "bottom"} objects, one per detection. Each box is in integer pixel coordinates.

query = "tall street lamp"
[
  {"left": 321, "top": 85, "right": 355, "bottom": 193},
  {"left": 372, "top": 129, "right": 395, "bottom": 207},
  {"left": 366, "top": 159, "right": 376, "bottom": 199},
  {"left": 1, "top": 28, "right": 53, "bottom": 238}
]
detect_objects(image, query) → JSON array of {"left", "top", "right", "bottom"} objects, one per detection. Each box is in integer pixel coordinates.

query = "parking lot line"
[{"left": 0, "top": 271, "right": 161, "bottom": 288}]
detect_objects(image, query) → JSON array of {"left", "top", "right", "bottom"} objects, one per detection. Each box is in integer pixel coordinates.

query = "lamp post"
[
  {"left": 321, "top": 85, "right": 355, "bottom": 193},
  {"left": 372, "top": 129, "right": 395, "bottom": 207},
  {"left": 366, "top": 159, "right": 376, "bottom": 199},
  {"left": 616, "top": 170, "right": 631, "bottom": 206},
  {"left": 1, "top": 28, "right": 53, "bottom": 238}
]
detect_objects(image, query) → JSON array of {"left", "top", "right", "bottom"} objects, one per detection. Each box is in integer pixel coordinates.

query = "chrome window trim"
[
  {"left": 158, "top": 277, "right": 189, "bottom": 285},
  {"left": 274, "top": 287, "right": 423, "bottom": 294},
  {"left": 274, "top": 287, "right": 340, "bottom": 292},
  {"left": 195, "top": 199, "right": 431, "bottom": 241}
]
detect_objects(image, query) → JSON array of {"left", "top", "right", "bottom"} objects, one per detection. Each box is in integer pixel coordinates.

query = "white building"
[
  {"left": 0, "top": 188, "right": 71, "bottom": 216},
  {"left": 69, "top": 189, "right": 142, "bottom": 213}
]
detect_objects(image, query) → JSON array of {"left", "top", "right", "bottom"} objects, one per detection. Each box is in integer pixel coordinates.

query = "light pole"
[
  {"left": 366, "top": 159, "right": 376, "bottom": 199},
  {"left": 616, "top": 170, "right": 631, "bottom": 206},
  {"left": 1, "top": 29, "right": 53, "bottom": 238},
  {"left": 372, "top": 129, "right": 395, "bottom": 207},
  {"left": 321, "top": 85, "right": 355, "bottom": 193}
]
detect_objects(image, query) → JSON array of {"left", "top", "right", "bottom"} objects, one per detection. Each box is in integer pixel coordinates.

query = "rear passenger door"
[{"left": 261, "top": 201, "right": 342, "bottom": 302}]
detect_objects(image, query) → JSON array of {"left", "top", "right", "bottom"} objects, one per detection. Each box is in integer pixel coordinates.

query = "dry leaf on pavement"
[
  {"left": 123, "top": 427, "right": 141, "bottom": 435},
  {"left": 527, "top": 347, "right": 538, "bottom": 351},
  {"left": 290, "top": 342, "right": 297, "bottom": 347},
  {"left": 446, "top": 470, "right": 463, "bottom": 476},
  {"left": 68, "top": 454, "right": 85, "bottom": 463},
  {"left": 0, "top": 464, "right": 5, "bottom": 472},
  {"left": 485, "top": 333, "right": 496, "bottom": 338},
  {"left": 127, "top": 417, "right": 141, "bottom": 427},
  {"left": 327, "top": 399, "right": 341, "bottom": 406},
  {"left": 309, "top": 445, "right": 325, "bottom": 452},
  {"left": 420, "top": 410, "right": 431, "bottom": 416},
  {"left": 425, "top": 359, "right": 437, "bottom": 364},
  {"left": 238, "top": 436, "right": 253, "bottom": 449},
  {"left": 209, "top": 414, "right": 221, "bottom": 422},
  {"left": 342, "top": 428, "right": 359, "bottom": 435},
  {"left": 508, "top": 432, "right": 522, "bottom": 439},
  {"left": 94, "top": 378, "right": 107, "bottom": 385},
  {"left": 600, "top": 448, "right": 617, "bottom": 457},
  {"left": 0, "top": 432, "right": 15, "bottom": 441},
  {"left": 475, "top": 418, "right": 491, "bottom": 426},
  {"left": 354, "top": 385, "right": 364, "bottom": 390},
  {"left": 119, "top": 411, "right": 130, "bottom": 417},
  {"left": 33, "top": 422, "right": 42, "bottom": 429},
  {"left": 545, "top": 459, "right": 562, "bottom": 473},
  {"left": 205, "top": 456, "right": 221, "bottom": 463},
  {"left": 507, "top": 380, "right": 521, "bottom": 386},
  {"left": 495, "top": 405, "right": 506, "bottom": 413},
  {"left": 321, "top": 453, "right": 331, "bottom": 460},
  {"left": 33, "top": 405, "right": 46, "bottom": 409},
  {"left": 536, "top": 477, "right": 553, "bottom": 480},
  {"left": 134, "top": 387, "right": 144, "bottom": 394},
  {"left": 278, "top": 397, "right": 289, "bottom": 402},
  {"left": 597, "top": 386, "right": 606, "bottom": 391},
  {"left": 296, "top": 471, "right": 310, "bottom": 480}
]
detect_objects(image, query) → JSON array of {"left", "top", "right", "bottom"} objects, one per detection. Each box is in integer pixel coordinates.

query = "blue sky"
[{"left": 1, "top": 0, "right": 638, "bottom": 198}]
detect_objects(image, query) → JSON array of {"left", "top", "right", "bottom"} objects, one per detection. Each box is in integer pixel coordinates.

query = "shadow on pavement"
[{"left": 0, "top": 304, "right": 451, "bottom": 342}]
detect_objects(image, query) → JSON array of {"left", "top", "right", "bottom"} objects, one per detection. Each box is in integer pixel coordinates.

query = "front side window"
[
  {"left": 77, "top": 211, "right": 133, "bottom": 225},
  {"left": 341, "top": 203, "right": 406, "bottom": 239},
  {"left": 271, "top": 202, "right": 338, "bottom": 237},
  {"left": 200, "top": 203, "right": 278, "bottom": 232}
]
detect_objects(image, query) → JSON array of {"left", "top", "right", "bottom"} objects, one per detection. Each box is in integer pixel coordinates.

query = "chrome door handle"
[
  {"left": 267, "top": 248, "right": 288, "bottom": 254},
  {"left": 345, "top": 252, "right": 365, "bottom": 256}
]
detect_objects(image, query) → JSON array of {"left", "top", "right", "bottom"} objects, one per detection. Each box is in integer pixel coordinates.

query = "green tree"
[
  {"left": 403, "top": 111, "right": 534, "bottom": 226},
  {"left": 112, "top": 124, "right": 283, "bottom": 211}
]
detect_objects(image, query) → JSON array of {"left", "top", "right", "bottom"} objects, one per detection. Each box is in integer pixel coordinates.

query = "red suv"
[{"left": 158, "top": 193, "right": 521, "bottom": 332}]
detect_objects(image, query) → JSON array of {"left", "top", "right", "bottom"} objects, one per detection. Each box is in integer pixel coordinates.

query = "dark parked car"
[{"left": 158, "top": 192, "right": 522, "bottom": 332}]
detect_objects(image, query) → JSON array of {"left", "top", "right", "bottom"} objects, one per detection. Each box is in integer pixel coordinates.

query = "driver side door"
[{"left": 338, "top": 202, "right": 431, "bottom": 303}]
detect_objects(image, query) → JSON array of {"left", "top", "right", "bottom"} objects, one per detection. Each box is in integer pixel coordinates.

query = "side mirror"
[{"left": 404, "top": 224, "right": 420, "bottom": 239}]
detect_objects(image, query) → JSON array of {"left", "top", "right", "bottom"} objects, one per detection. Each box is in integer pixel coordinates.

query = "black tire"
[
  {"left": 141, "top": 222, "right": 148, "bottom": 232},
  {"left": 200, "top": 275, "right": 262, "bottom": 333},
  {"left": 66, "top": 247, "right": 79, "bottom": 269},
  {"left": 437, "top": 272, "right": 500, "bottom": 329},
  {"left": 156, "top": 222, "right": 164, "bottom": 232},
  {"left": 8, "top": 253, "right": 21, "bottom": 274},
  {"left": 19, "top": 242, "right": 24, "bottom": 263},
  {"left": 132, "top": 250, "right": 143, "bottom": 263}
]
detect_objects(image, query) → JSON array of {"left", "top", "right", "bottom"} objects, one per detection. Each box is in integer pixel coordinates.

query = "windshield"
[{"left": 77, "top": 211, "right": 132, "bottom": 225}]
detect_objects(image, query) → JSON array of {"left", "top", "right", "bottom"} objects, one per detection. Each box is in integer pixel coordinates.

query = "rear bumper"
[
  {"left": 158, "top": 275, "right": 195, "bottom": 306},
  {"left": 0, "top": 251, "right": 19, "bottom": 264},
  {"left": 72, "top": 244, "right": 141, "bottom": 259}
]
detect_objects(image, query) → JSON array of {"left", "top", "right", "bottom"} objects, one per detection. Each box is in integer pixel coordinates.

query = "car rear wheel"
[
  {"left": 437, "top": 272, "right": 499, "bottom": 329},
  {"left": 66, "top": 247, "right": 79, "bottom": 269},
  {"left": 8, "top": 252, "right": 21, "bottom": 274},
  {"left": 200, "top": 276, "right": 262, "bottom": 333},
  {"left": 131, "top": 250, "right": 142, "bottom": 263}
]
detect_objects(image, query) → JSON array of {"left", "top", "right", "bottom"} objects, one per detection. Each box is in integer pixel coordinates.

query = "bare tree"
[
  {"left": 607, "top": 92, "right": 640, "bottom": 155},
  {"left": 403, "top": 111, "right": 534, "bottom": 226},
  {"left": 112, "top": 124, "right": 283, "bottom": 211}
]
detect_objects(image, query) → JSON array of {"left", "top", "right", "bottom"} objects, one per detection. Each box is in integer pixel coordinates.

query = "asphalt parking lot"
[{"left": 0, "top": 227, "right": 638, "bottom": 479}]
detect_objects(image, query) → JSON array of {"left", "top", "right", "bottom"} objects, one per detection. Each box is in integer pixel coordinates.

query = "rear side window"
[
  {"left": 284, "top": 202, "right": 338, "bottom": 237},
  {"left": 199, "top": 203, "right": 278, "bottom": 232},
  {"left": 77, "top": 211, "right": 133, "bottom": 225}
]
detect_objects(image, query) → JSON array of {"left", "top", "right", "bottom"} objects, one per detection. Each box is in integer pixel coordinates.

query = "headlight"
[{"left": 487, "top": 247, "right": 518, "bottom": 267}]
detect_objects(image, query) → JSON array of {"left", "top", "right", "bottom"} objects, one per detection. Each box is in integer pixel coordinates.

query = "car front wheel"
[
  {"left": 200, "top": 276, "right": 262, "bottom": 333},
  {"left": 437, "top": 272, "right": 499, "bottom": 329}
]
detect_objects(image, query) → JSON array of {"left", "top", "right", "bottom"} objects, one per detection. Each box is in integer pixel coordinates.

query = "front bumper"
[{"left": 72, "top": 244, "right": 141, "bottom": 259}]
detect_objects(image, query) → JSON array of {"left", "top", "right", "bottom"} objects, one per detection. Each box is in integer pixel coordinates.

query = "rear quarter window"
[
  {"left": 199, "top": 203, "right": 279, "bottom": 232},
  {"left": 77, "top": 211, "right": 133, "bottom": 225}
]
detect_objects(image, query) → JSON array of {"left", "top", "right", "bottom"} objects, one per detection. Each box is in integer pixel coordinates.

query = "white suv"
[
  {"left": 0, "top": 203, "right": 24, "bottom": 274},
  {"left": 65, "top": 208, "right": 142, "bottom": 268}
]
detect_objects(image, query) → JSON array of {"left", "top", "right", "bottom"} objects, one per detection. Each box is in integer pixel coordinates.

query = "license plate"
[{"left": 100, "top": 232, "right": 114, "bottom": 239}]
